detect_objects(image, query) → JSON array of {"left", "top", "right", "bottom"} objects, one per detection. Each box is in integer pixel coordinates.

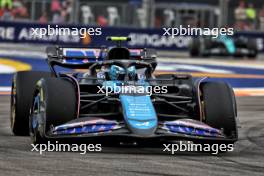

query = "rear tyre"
[
  {"left": 189, "top": 38, "right": 200, "bottom": 57},
  {"left": 201, "top": 39, "right": 212, "bottom": 57},
  {"left": 10, "top": 71, "right": 51, "bottom": 136},
  {"left": 195, "top": 82, "right": 238, "bottom": 153},
  {"left": 247, "top": 39, "right": 258, "bottom": 58},
  {"left": 29, "top": 77, "right": 77, "bottom": 144},
  {"left": 201, "top": 82, "right": 238, "bottom": 140}
]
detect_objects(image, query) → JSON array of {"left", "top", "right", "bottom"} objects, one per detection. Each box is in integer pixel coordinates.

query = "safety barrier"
[{"left": 0, "top": 21, "right": 263, "bottom": 52}]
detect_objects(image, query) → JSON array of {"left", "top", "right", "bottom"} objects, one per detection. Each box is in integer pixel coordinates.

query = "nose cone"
[{"left": 120, "top": 95, "right": 158, "bottom": 136}]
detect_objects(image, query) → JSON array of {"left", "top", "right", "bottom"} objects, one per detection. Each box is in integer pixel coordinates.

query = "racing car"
[
  {"left": 10, "top": 36, "right": 238, "bottom": 147},
  {"left": 189, "top": 34, "right": 258, "bottom": 58}
]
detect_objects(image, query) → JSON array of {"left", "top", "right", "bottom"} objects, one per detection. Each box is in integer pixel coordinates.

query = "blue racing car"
[{"left": 10, "top": 36, "right": 238, "bottom": 147}]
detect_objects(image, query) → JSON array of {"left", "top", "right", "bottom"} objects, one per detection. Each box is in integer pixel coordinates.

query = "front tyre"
[
  {"left": 29, "top": 77, "right": 77, "bottom": 144},
  {"left": 201, "top": 82, "right": 238, "bottom": 140},
  {"left": 10, "top": 71, "right": 51, "bottom": 136}
]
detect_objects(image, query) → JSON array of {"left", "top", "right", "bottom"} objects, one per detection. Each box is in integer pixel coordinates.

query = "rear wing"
[
  {"left": 47, "top": 46, "right": 106, "bottom": 60},
  {"left": 46, "top": 46, "right": 157, "bottom": 66},
  {"left": 46, "top": 46, "right": 107, "bottom": 71},
  {"left": 46, "top": 46, "right": 158, "bottom": 77}
]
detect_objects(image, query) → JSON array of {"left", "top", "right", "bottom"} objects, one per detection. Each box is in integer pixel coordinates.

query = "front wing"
[{"left": 44, "top": 117, "right": 237, "bottom": 143}]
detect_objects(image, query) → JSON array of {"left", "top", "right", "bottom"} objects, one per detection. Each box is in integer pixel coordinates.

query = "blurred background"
[
  {"left": 0, "top": 0, "right": 264, "bottom": 50},
  {"left": 0, "top": 0, "right": 263, "bottom": 48},
  {"left": 0, "top": 0, "right": 264, "bottom": 30}
]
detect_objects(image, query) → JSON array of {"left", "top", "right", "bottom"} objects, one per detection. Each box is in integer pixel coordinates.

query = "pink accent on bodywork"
[
  {"left": 165, "top": 119, "right": 222, "bottom": 133},
  {"left": 196, "top": 77, "right": 207, "bottom": 121},
  {"left": 65, "top": 74, "right": 80, "bottom": 118},
  {"left": 54, "top": 119, "right": 118, "bottom": 130}
]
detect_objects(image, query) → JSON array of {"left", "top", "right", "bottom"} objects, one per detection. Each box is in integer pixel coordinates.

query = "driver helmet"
[
  {"left": 127, "top": 66, "right": 137, "bottom": 80},
  {"left": 109, "top": 65, "right": 125, "bottom": 80}
]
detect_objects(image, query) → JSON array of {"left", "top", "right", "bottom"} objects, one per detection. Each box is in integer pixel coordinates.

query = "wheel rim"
[
  {"left": 30, "top": 91, "right": 46, "bottom": 143},
  {"left": 30, "top": 93, "right": 40, "bottom": 142},
  {"left": 10, "top": 82, "right": 16, "bottom": 130}
]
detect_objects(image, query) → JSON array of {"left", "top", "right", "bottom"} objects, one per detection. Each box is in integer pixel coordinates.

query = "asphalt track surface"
[{"left": 0, "top": 96, "right": 264, "bottom": 176}]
